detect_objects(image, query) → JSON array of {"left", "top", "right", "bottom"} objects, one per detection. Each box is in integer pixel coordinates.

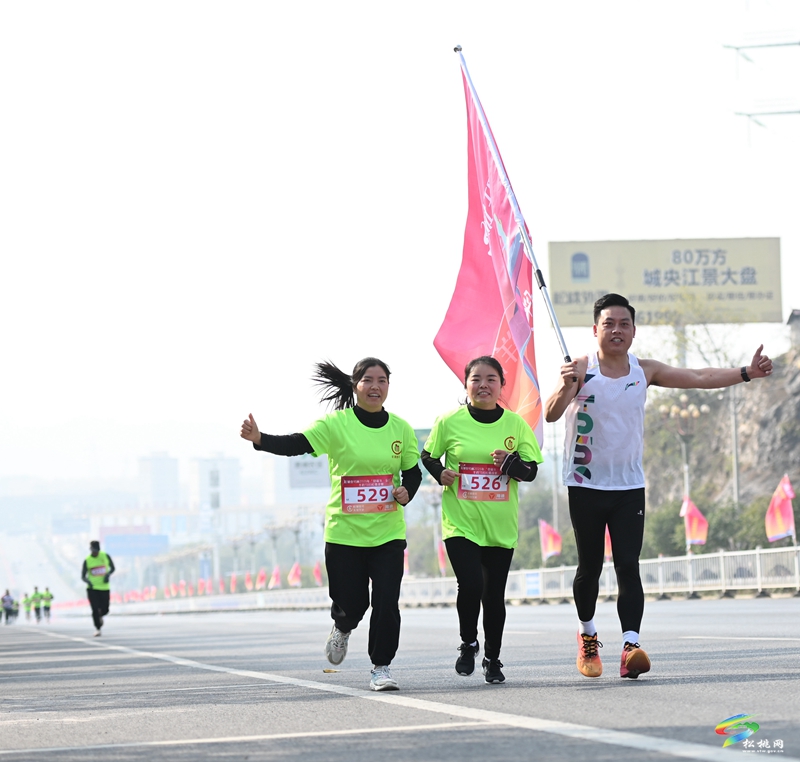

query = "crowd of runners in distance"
[{"left": 2, "top": 587, "right": 54, "bottom": 624}]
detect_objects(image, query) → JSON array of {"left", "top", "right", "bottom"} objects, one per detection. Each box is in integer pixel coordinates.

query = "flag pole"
[{"left": 454, "top": 45, "right": 572, "bottom": 364}]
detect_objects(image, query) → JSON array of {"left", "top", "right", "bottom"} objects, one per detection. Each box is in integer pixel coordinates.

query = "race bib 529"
[{"left": 341, "top": 475, "right": 397, "bottom": 514}]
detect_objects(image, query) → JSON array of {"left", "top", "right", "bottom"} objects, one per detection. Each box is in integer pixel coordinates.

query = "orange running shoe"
[
  {"left": 620, "top": 642, "right": 651, "bottom": 679},
  {"left": 576, "top": 632, "right": 603, "bottom": 677}
]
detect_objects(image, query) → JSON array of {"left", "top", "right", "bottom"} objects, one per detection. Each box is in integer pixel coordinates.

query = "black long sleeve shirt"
[
  {"left": 253, "top": 405, "right": 422, "bottom": 503},
  {"left": 420, "top": 404, "right": 539, "bottom": 485}
]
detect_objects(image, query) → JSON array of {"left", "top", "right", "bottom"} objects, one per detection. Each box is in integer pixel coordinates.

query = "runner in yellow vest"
[
  {"left": 42, "top": 588, "right": 54, "bottom": 622},
  {"left": 81, "top": 541, "right": 115, "bottom": 636},
  {"left": 31, "top": 587, "right": 42, "bottom": 623},
  {"left": 22, "top": 593, "right": 32, "bottom": 621}
]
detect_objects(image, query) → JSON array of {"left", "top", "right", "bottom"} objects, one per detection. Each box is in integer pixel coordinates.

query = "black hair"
[
  {"left": 463, "top": 355, "right": 506, "bottom": 387},
  {"left": 312, "top": 357, "right": 391, "bottom": 410},
  {"left": 593, "top": 293, "right": 636, "bottom": 325},
  {"left": 90, "top": 540, "right": 100, "bottom": 550}
]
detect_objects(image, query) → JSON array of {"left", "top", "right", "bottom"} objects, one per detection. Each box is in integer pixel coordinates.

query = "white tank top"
[{"left": 562, "top": 351, "right": 647, "bottom": 490}]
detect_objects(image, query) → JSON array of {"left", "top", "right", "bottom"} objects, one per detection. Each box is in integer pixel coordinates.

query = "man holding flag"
[{"left": 545, "top": 293, "right": 773, "bottom": 680}]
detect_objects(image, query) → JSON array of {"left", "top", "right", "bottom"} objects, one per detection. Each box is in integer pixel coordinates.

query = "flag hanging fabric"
[
  {"left": 604, "top": 525, "right": 612, "bottom": 562},
  {"left": 255, "top": 568, "right": 267, "bottom": 590},
  {"left": 313, "top": 560, "right": 323, "bottom": 587},
  {"left": 434, "top": 67, "right": 542, "bottom": 442},
  {"left": 287, "top": 562, "right": 303, "bottom": 588},
  {"left": 539, "top": 519, "right": 562, "bottom": 561},
  {"left": 244, "top": 571, "right": 253, "bottom": 591},
  {"left": 765, "top": 474, "right": 796, "bottom": 542},
  {"left": 680, "top": 497, "right": 708, "bottom": 546},
  {"left": 403, "top": 548, "right": 409, "bottom": 576},
  {"left": 268, "top": 565, "right": 281, "bottom": 590}
]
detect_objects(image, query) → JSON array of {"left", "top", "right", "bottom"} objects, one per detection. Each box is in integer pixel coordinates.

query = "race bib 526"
[{"left": 457, "top": 463, "right": 509, "bottom": 502}]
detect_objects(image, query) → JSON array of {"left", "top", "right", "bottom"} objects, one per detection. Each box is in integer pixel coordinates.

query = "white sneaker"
[
  {"left": 324, "top": 625, "right": 350, "bottom": 665},
  {"left": 370, "top": 665, "right": 398, "bottom": 691}
]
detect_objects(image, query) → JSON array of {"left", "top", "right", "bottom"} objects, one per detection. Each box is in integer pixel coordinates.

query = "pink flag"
[
  {"left": 437, "top": 540, "right": 448, "bottom": 577},
  {"left": 539, "top": 519, "right": 562, "bottom": 561},
  {"left": 287, "top": 562, "right": 302, "bottom": 588},
  {"left": 268, "top": 565, "right": 281, "bottom": 590},
  {"left": 255, "top": 568, "right": 267, "bottom": 590},
  {"left": 766, "top": 474, "right": 796, "bottom": 542},
  {"left": 680, "top": 497, "right": 708, "bottom": 546},
  {"left": 313, "top": 560, "right": 323, "bottom": 587},
  {"left": 434, "top": 68, "right": 542, "bottom": 440},
  {"left": 229, "top": 573, "right": 237, "bottom": 594},
  {"left": 604, "top": 525, "right": 613, "bottom": 562},
  {"left": 403, "top": 548, "right": 409, "bottom": 576},
  {"left": 244, "top": 571, "right": 253, "bottom": 591}
]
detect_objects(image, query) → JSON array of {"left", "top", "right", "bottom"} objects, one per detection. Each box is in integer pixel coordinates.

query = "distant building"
[
  {"left": 138, "top": 453, "right": 179, "bottom": 510},
  {"left": 189, "top": 455, "right": 241, "bottom": 511},
  {"left": 788, "top": 308, "right": 800, "bottom": 349}
]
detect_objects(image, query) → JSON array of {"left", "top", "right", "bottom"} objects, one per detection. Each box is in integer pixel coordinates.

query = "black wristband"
[{"left": 740, "top": 366, "right": 751, "bottom": 383}]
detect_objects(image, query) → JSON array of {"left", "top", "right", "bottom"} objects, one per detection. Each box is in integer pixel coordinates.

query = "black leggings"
[
  {"left": 444, "top": 536, "right": 514, "bottom": 660},
  {"left": 568, "top": 486, "right": 645, "bottom": 633},
  {"left": 87, "top": 588, "right": 110, "bottom": 630},
  {"left": 325, "top": 540, "right": 406, "bottom": 667}
]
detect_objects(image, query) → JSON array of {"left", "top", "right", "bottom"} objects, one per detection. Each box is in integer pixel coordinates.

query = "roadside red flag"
[
  {"left": 604, "top": 525, "right": 612, "bottom": 562},
  {"left": 313, "top": 560, "right": 323, "bottom": 587},
  {"left": 765, "top": 474, "right": 796, "bottom": 542},
  {"left": 268, "top": 565, "right": 281, "bottom": 590},
  {"left": 437, "top": 540, "right": 448, "bottom": 577},
  {"left": 287, "top": 562, "right": 302, "bottom": 588},
  {"left": 539, "top": 519, "right": 562, "bottom": 561},
  {"left": 680, "top": 497, "right": 708, "bottom": 546}
]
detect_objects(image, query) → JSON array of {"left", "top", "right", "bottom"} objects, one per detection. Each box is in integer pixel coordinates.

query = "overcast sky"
[{"left": 1, "top": 0, "right": 798, "bottom": 486}]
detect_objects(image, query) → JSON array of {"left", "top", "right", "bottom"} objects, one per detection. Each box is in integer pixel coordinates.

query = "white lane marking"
[
  {"left": 4, "top": 683, "right": 291, "bottom": 702},
  {"left": 680, "top": 636, "right": 800, "bottom": 642},
  {"left": 28, "top": 630, "right": 800, "bottom": 762},
  {"left": 0, "top": 722, "right": 493, "bottom": 755}
]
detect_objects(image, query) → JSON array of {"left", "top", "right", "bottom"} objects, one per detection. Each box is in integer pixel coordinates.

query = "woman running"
[
  {"left": 422, "top": 356, "right": 542, "bottom": 684},
  {"left": 240, "top": 357, "right": 421, "bottom": 691}
]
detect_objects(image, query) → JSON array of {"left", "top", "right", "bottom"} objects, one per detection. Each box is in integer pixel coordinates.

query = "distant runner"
[{"left": 81, "top": 541, "right": 115, "bottom": 636}]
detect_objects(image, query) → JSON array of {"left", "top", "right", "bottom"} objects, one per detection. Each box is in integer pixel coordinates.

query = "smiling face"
[
  {"left": 354, "top": 365, "right": 390, "bottom": 413},
  {"left": 594, "top": 305, "right": 636, "bottom": 356},
  {"left": 466, "top": 363, "right": 503, "bottom": 409}
]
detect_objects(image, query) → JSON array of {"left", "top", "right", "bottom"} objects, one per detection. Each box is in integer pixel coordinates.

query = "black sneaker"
[
  {"left": 482, "top": 657, "right": 505, "bottom": 684},
  {"left": 455, "top": 642, "right": 480, "bottom": 676}
]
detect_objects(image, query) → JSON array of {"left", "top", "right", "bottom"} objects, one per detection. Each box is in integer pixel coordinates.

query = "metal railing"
[{"left": 81, "top": 546, "right": 800, "bottom": 616}]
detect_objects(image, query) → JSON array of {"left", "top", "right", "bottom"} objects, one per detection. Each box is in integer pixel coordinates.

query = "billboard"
[
  {"left": 104, "top": 533, "right": 169, "bottom": 557},
  {"left": 548, "top": 238, "right": 782, "bottom": 326}
]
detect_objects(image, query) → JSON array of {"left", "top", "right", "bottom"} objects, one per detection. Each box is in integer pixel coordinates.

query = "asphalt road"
[{"left": 1, "top": 596, "right": 798, "bottom": 761}]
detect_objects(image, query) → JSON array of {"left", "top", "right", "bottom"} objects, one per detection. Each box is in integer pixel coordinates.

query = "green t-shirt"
[
  {"left": 23, "top": 596, "right": 32, "bottom": 612},
  {"left": 42, "top": 591, "right": 53, "bottom": 607},
  {"left": 85, "top": 552, "right": 112, "bottom": 591},
  {"left": 425, "top": 406, "right": 543, "bottom": 549},
  {"left": 31, "top": 591, "right": 42, "bottom": 607},
  {"left": 304, "top": 408, "right": 419, "bottom": 547}
]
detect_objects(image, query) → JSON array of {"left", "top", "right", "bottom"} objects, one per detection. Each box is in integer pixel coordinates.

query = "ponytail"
[{"left": 312, "top": 361, "right": 355, "bottom": 410}]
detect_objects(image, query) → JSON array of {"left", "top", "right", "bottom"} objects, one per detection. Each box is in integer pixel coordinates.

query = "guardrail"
[{"left": 67, "top": 546, "right": 800, "bottom": 617}]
